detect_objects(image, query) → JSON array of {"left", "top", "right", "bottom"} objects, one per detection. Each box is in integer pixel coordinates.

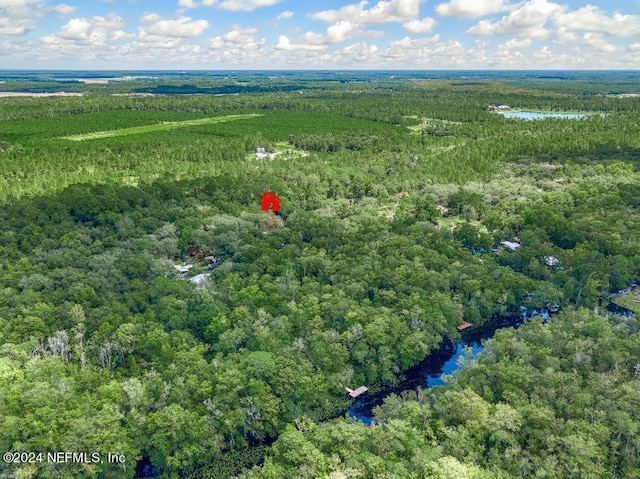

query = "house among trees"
[
  {"left": 174, "top": 264, "right": 193, "bottom": 277},
  {"left": 346, "top": 386, "right": 368, "bottom": 399},
  {"left": 437, "top": 205, "right": 449, "bottom": 216},
  {"left": 457, "top": 322, "right": 473, "bottom": 332},
  {"left": 255, "top": 147, "right": 275, "bottom": 160},
  {"left": 500, "top": 240, "right": 521, "bottom": 252},
  {"left": 174, "top": 264, "right": 193, "bottom": 273},
  {"left": 255, "top": 147, "right": 267, "bottom": 159},
  {"left": 189, "top": 273, "right": 210, "bottom": 285}
]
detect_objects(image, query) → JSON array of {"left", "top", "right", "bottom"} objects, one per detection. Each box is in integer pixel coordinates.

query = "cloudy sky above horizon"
[{"left": 1, "top": 0, "right": 639, "bottom": 69}]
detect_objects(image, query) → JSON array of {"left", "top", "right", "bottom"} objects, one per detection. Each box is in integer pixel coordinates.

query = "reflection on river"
[
  {"left": 607, "top": 301, "right": 635, "bottom": 317},
  {"left": 348, "top": 339, "right": 485, "bottom": 425}
]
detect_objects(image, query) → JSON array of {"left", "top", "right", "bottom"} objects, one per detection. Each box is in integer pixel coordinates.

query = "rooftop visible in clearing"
[
  {"left": 500, "top": 240, "right": 521, "bottom": 251},
  {"left": 346, "top": 386, "right": 369, "bottom": 398}
]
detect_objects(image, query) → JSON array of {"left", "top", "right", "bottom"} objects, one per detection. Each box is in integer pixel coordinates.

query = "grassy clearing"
[
  {"left": 246, "top": 141, "right": 309, "bottom": 161},
  {"left": 60, "top": 114, "right": 262, "bottom": 141},
  {"left": 406, "top": 116, "right": 463, "bottom": 133},
  {"left": 612, "top": 290, "right": 640, "bottom": 315},
  {"left": 438, "top": 215, "right": 486, "bottom": 231}
]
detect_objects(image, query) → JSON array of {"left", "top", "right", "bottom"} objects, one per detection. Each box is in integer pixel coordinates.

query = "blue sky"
[{"left": 1, "top": 0, "right": 639, "bottom": 69}]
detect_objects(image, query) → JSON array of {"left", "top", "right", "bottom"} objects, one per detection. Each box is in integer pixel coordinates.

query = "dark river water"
[
  {"left": 606, "top": 301, "right": 635, "bottom": 317},
  {"left": 348, "top": 308, "right": 552, "bottom": 424},
  {"left": 347, "top": 339, "right": 486, "bottom": 425},
  {"left": 348, "top": 300, "right": 637, "bottom": 424}
]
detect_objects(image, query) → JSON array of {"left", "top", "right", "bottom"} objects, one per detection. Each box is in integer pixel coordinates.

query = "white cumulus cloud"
[
  {"left": 0, "top": 18, "right": 33, "bottom": 35},
  {"left": 0, "top": 0, "right": 75, "bottom": 35},
  {"left": 498, "top": 37, "right": 532, "bottom": 49},
  {"left": 554, "top": 5, "right": 640, "bottom": 38},
  {"left": 216, "top": 0, "right": 281, "bottom": 12},
  {"left": 382, "top": 34, "right": 444, "bottom": 62},
  {"left": 403, "top": 17, "right": 437, "bottom": 34},
  {"left": 178, "top": 0, "right": 198, "bottom": 7},
  {"left": 466, "top": 0, "right": 640, "bottom": 45},
  {"left": 312, "top": 0, "right": 421, "bottom": 25},
  {"left": 325, "top": 20, "right": 357, "bottom": 43},
  {"left": 303, "top": 20, "right": 357, "bottom": 45},
  {"left": 580, "top": 32, "right": 624, "bottom": 53},
  {"left": 55, "top": 14, "right": 128, "bottom": 44},
  {"left": 178, "top": 0, "right": 281, "bottom": 11},
  {"left": 222, "top": 26, "right": 264, "bottom": 48},
  {"left": 275, "top": 35, "right": 326, "bottom": 51},
  {"left": 52, "top": 3, "right": 75, "bottom": 15},
  {"left": 139, "top": 15, "right": 209, "bottom": 38},
  {"left": 277, "top": 10, "right": 293, "bottom": 20},
  {"left": 553, "top": 27, "right": 577, "bottom": 45},
  {"left": 204, "top": 25, "right": 266, "bottom": 59},
  {"left": 436, "top": 0, "right": 512, "bottom": 18},
  {"left": 0, "top": 0, "right": 38, "bottom": 6},
  {"left": 340, "top": 42, "right": 379, "bottom": 63},
  {"left": 140, "top": 13, "right": 161, "bottom": 24},
  {"left": 467, "top": 0, "right": 566, "bottom": 39}
]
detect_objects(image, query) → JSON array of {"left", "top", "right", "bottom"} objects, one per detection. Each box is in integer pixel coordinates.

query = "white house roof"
[
  {"left": 500, "top": 241, "right": 521, "bottom": 251},
  {"left": 174, "top": 264, "right": 193, "bottom": 273},
  {"left": 189, "top": 273, "right": 210, "bottom": 285}
]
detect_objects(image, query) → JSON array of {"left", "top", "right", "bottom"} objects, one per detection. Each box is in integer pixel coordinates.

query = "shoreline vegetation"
[{"left": 0, "top": 70, "right": 639, "bottom": 479}]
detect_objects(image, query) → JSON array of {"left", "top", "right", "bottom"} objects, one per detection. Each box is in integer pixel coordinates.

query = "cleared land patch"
[
  {"left": 438, "top": 215, "right": 486, "bottom": 231},
  {"left": 612, "top": 290, "right": 640, "bottom": 315},
  {"left": 406, "top": 116, "right": 463, "bottom": 133},
  {"left": 60, "top": 114, "right": 262, "bottom": 141}
]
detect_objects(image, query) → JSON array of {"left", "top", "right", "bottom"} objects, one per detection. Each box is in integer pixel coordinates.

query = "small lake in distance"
[{"left": 500, "top": 110, "right": 601, "bottom": 120}]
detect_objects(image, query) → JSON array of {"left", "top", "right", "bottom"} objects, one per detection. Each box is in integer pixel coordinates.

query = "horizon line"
[{"left": 1, "top": 68, "right": 640, "bottom": 72}]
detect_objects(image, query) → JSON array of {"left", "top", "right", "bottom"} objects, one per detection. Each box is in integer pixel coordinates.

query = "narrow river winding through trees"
[
  {"left": 347, "top": 300, "right": 635, "bottom": 424},
  {"left": 348, "top": 308, "right": 551, "bottom": 424}
]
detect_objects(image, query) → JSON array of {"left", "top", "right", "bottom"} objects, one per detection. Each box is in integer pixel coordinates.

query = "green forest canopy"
[{"left": 0, "top": 72, "right": 639, "bottom": 478}]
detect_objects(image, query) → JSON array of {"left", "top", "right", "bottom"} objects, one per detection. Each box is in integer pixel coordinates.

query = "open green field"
[{"left": 60, "top": 114, "right": 262, "bottom": 141}]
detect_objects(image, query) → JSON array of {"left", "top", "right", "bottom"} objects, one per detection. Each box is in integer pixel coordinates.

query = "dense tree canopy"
[
  {"left": 245, "top": 310, "right": 640, "bottom": 479},
  {"left": 0, "top": 72, "right": 639, "bottom": 478}
]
